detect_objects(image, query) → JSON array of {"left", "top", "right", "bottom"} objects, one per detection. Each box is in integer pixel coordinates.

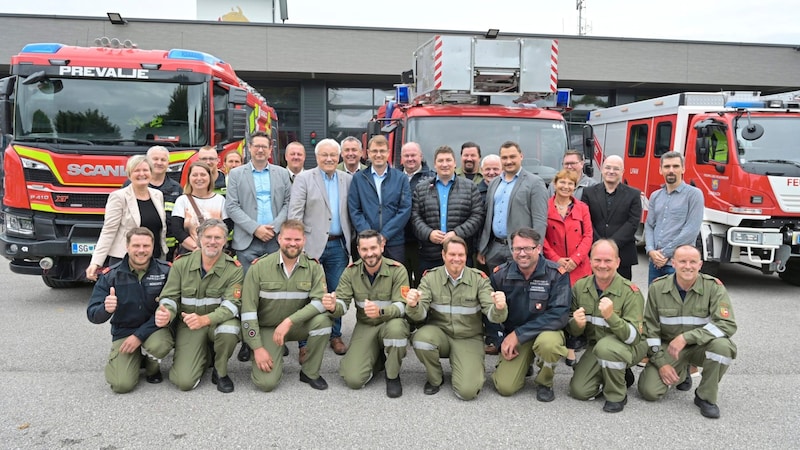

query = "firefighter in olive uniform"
[
  {"left": 240, "top": 219, "right": 336, "bottom": 392},
  {"left": 568, "top": 239, "right": 645, "bottom": 413},
  {"left": 158, "top": 219, "right": 243, "bottom": 393},
  {"left": 337, "top": 230, "right": 410, "bottom": 398},
  {"left": 87, "top": 227, "right": 173, "bottom": 393},
  {"left": 637, "top": 245, "right": 737, "bottom": 419},
  {"left": 407, "top": 236, "right": 508, "bottom": 400},
  {"left": 490, "top": 228, "right": 570, "bottom": 403}
]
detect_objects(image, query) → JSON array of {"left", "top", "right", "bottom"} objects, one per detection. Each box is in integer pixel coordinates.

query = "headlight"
[
  {"left": 5, "top": 213, "right": 34, "bottom": 236},
  {"left": 731, "top": 231, "right": 760, "bottom": 244}
]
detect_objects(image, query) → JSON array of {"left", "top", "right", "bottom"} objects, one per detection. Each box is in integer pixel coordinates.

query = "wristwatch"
[{"left": 379, "top": 308, "right": 385, "bottom": 316}]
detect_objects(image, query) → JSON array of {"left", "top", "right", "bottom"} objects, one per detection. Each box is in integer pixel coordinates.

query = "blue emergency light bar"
[
  {"left": 167, "top": 49, "right": 222, "bottom": 66},
  {"left": 556, "top": 88, "right": 571, "bottom": 108},
  {"left": 21, "top": 43, "right": 64, "bottom": 54},
  {"left": 396, "top": 85, "right": 410, "bottom": 104},
  {"left": 726, "top": 101, "right": 765, "bottom": 108}
]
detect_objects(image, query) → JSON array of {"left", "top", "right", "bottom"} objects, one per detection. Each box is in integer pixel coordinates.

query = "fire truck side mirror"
[
  {"left": 367, "top": 121, "right": 381, "bottom": 138},
  {"left": 696, "top": 137, "right": 710, "bottom": 163},
  {"left": 582, "top": 125, "right": 595, "bottom": 162},
  {"left": 226, "top": 108, "right": 247, "bottom": 142},
  {"left": 0, "top": 76, "right": 15, "bottom": 136}
]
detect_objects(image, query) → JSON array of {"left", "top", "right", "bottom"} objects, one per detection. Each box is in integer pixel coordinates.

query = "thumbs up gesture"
[
  {"left": 491, "top": 291, "right": 506, "bottom": 310},
  {"left": 155, "top": 304, "right": 170, "bottom": 327},
  {"left": 104, "top": 287, "right": 118, "bottom": 313},
  {"left": 322, "top": 292, "right": 336, "bottom": 312}
]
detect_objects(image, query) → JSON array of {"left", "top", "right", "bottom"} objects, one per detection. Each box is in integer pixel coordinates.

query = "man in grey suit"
[
  {"left": 289, "top": 138, "right": 353, "bottom": 356},
  {"left": 477, "top": 141, "right": 549, "bottom": 271},
  {"left": 225, "top": 131, "right": 292, "bottom": 274}
]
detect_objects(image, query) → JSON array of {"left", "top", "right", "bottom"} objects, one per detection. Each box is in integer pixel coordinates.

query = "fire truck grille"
[
  {"left": 24, "top": 169, "right": 58, "bottom": 184},
  {"left": 53, "top": 193, "right": 109, "bottom": 209},
  {"left": 779, "top": 193, "right": 800, "bottom": 212}
]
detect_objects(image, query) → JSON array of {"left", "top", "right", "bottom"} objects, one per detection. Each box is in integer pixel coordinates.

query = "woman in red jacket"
[{"left": 544, "top": 169, "right": 594, "bottom": 365}]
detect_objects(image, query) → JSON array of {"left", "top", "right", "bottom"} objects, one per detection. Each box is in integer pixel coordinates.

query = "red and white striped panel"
[
  {"left": 434, "top": 35, "right": 443, "bottom": 90},
  {"left": 550, "top": 39, "right": 559, "bottom": 92}
]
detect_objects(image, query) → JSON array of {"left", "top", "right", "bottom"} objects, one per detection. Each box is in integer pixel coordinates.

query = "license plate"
[{"left": 71, "top": 243, "right": 96, "bottom": 254}]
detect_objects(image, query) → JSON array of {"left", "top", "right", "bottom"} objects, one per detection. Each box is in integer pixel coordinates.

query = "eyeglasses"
[
  {"left": 250, "top": 144, "right": 270, "bottom": 150},
  {"left": 511, "top": 246, "right": 539, "bottom": 254}
]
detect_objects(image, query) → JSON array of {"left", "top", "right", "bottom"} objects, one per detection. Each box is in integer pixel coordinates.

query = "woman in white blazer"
[{"left": 85, "top": 155, "right": 168, "bottom": 280}]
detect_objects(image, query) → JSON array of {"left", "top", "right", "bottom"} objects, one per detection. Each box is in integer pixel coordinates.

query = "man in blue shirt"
[
  {"left": 348, "top": 135, "right": 412, "bottom": 264},
  {"left": 410, "top": 145, "right": 484, "bottom": 281},
  {"left": 644, "top": 151, "right": 704, "bottom": 283}
]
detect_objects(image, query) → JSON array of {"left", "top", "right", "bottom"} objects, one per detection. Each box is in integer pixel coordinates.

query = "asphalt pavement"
[{"left": 0, "top": 252, "right": 798, "bottom": 448}]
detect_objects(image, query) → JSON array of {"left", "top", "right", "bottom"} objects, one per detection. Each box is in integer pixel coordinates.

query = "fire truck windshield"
[
  {"left": 736, "top": 117, "right": 800, "bottom": 174},
  {"left": 406, "top": 117, "right": 568, "bottom": 182},
  {"left": 14, "top": 78, "right": 208, "bottom": 148}
]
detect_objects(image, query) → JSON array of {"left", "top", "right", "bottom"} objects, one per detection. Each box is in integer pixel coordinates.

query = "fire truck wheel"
[
  {"left": 41, "top": 275, "right": 81, "bottom": 289},
  {"left": 777, "top": 260, "right": 800, "bottom": 286}
]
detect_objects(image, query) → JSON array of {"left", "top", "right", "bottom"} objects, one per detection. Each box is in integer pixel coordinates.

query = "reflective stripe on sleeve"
[
  {"left": 221, "top": 300, "right": 238, "bottom": 316},
  {"left": 586, "top": 315, "right": 609, "bottom": 328},
  {"left": 308, "top": 327, "right": 332, "bottom": 337},
  {"left": 159, "top": 298, "right": 178, "bottom": 310},
  {"left": 412, "top": 341, "right": 437, "bottom": 351},
  {"left": 214, "top": 324, "right": 240, "bottom": 335},
  {"left": 260, "top": 291, "right": 309, "bottom": 300},
  {"left": 392, "top": 302, "right": 406, "bottom": 316},
  {"left": 598, "top": 359, "right": 627, "bottom": 370},
  {"left": 659, "top": 315, "right": 710, "bottom": 326},
  {"left": 336, "top": 299, "right": 348, "bottom": 313},
  {"left": 624, "top": 323, "right": 638, "bottom": 345},
  {"left": 310, "top": 300, "right": 326, "bottom": 313},
  {"left": 383, "top": 338, "right": 408, "bottom": 348},
  {"left": 646, "top": 338, "right": 661, "bottom": 347},
  {"left": 240, "top": 312, "right": 259, "bottom": 321},
  {"left": 355, "top": 300, "right": 392, "bottom": 309},
  {"left": 705, "top": 351, "right": 733, "bottom": 366},
  {"left": 182, "top": 297, "right": 221, "bottom": 307},
  {"left": 431, "top": 304, "right": 480, "bottom": 315},
  {"left": 703, "top": 323, "right": 726, "bottom": 338}
]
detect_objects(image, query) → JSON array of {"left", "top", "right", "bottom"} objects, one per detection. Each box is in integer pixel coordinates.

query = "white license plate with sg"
[{"left": 71, "top": 243, "right": 96, "bottom": 254}]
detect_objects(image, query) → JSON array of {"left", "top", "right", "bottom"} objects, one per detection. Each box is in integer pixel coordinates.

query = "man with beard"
[
  {"left": 157, "top": 219, "right": 244, "bottom": 393},
  {"left": 87, "top": 227, "right": 173, "bottom": 393},
  {"left": 644, "top": 151, "right": 704, "bottom": 283},
  {"left": 337, "top": 230, "right": 410, "bottom": 397},
  {"left": 455, "top": 142, "right": 483, "bottom": 185},
  {"left": 240, "top": 219, "right": 335, "bottom": 391}
]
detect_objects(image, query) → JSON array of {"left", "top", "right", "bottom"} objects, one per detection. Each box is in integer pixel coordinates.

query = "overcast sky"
[{"left": 2, "top": 0, "right": 799, "bottom": 45}]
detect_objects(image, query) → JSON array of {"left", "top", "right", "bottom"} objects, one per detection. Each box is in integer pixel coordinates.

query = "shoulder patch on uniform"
[
  {"left": 714, "top": 277, "right": 723, "bottom": 285},
  {"left": 347, "top": 262, "right": 356, "bottom": 268},
  {"left": 652, "top": 274, "right": 670, "bottom": 283},
  {"left": 251, "top": 257, "right": 260, "bottom": 266},
  {"left": 720, "top": 306, "right": 730, "bottom": 318},
  {"left": 629, "top": 283, "right": 639, "bottom": 292},
  {"left": 493, "top": 265, "right": 501, "bottom": 273},
  {"left": 400, "top": 286, "right": 410, "bottom": 299},
  {"left": 390, "top": 260, "right": 403, "bottom": 267},
  {"left": 173, "top": 252, "right": 186, "bottom": 261},
  {"left": 100, "top": 266, "right": 111, "bottom": 275},
  {"left": 233, "top": 284, "right": 242, "bottom": 299},
  {"left": 480, "top": 271, "right": 488, "bottom": 279},
  {"left": 233, "top": 259, "right": 242, "bottom": 267},
  {"left": 422, "top": 269, "right": 430, "bottom": 277}
]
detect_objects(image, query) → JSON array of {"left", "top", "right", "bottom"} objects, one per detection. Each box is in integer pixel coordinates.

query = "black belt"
[
  {"left": 328, "top": 235, "right": 343, "bottom": 241},
  {"left": 493, "top": 236, "right": 507, "bottom": 244}
]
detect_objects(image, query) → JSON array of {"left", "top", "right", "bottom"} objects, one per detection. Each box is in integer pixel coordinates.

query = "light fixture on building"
[
  {"left": 107, "top": 12, "right": 127, "bottom": 25},
  {"left": 485, "top": 29, "right": 500, "bottom": 39}
]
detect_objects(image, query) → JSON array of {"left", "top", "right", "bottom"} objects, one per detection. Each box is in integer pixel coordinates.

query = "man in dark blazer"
[
  {"left": 225, "top": 131, "right": 292, "bottom": 274},
  {"left": 581, "top": 155, "right": 642, "bottom": 280}
]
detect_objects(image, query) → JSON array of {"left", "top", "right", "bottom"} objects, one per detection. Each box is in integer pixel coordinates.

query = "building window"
[
  {"left": 327, "top": 86, "right": 392, "bottom": 142},
  {"left": 259, "top": 86, "right": 300, "bottom": 152}
]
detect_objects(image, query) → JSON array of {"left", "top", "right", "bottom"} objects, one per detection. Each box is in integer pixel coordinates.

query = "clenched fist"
[
  {"left": 405, "top": 288, "right": 420, "bottom": 308},
  {"left": 491, "top": 291, "right": 506, "bottom": 310},
  {"left": 322, "top": 292, "right": 336, "bottom": 312}
]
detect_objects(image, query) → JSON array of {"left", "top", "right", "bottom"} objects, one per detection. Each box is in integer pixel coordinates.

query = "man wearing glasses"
[
  {"left": 548, "top": 149, "right": 597, "bottom": 200},
  {"left": 490, "top": 227, "right": 570, "bottom": 402},
  {"left": 348, "top": 134, "right": 411, "bottom": 264},
  {"left": 225, "top": 132, "right": 292, "bottom": 274},
  {"left": 196, "top": 146, "right": 228, "bottom": 195}
]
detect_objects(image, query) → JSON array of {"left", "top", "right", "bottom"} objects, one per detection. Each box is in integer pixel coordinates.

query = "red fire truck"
[
  {"left": 588, "top": 91, "right": 800, "bottom": 285},
  {"left": 368, "top": 35, "right": 592, "bottom": 180},
  {"left": 0, "top": 41, "right": 276, "bottom": 287}
]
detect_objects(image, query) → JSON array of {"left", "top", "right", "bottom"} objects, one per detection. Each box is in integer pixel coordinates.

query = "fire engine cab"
[{"left": 589, "top": 91, "right": 800, "bottom": 285}]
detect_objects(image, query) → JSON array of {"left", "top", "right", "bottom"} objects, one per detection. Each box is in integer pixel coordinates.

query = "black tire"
[
  {"left": 41, "top": 275, "right": 81, "bottom": 289},
  {"left": 777, "top": 259, "right": 800, "bottom": 286}
]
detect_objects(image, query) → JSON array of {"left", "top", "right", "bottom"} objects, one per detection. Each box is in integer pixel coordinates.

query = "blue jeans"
[
  {"left": 648, "top": 261, "right": 675, "bottom": 284},
  {"left": 300, "top": 238, "right": 349, "bottom": 348},
  {"left": 236, "top": 238, "right": 278, "bottom": 275}
]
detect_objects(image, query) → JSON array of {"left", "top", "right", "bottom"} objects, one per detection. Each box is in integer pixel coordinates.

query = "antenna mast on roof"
[{"left": 576, "top": 0, "right": 588, "bottom": 36}]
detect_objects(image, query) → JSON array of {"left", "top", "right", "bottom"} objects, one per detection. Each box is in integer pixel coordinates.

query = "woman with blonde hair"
[
  {"left": 171, "top": 161, "right": 231, "bottom": 255},
  {"left": 86, "top": 155, "right": 167, "bottom": 280}
]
